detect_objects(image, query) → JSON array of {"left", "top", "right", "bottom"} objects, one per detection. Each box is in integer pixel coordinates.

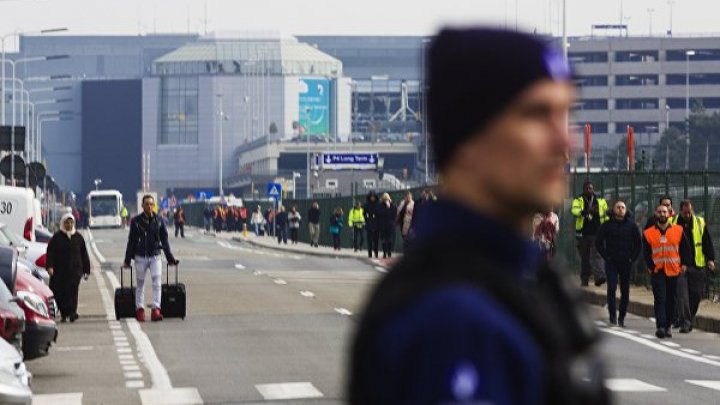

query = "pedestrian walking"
[
  {"left": 288, "top": 206, "right": 302, "bottom": 244},
  {"left": 409, "top": 188, "right": 436, "bottom": 232},
  {"left": 671, "top": 200, "right": 715, "bottom": 333},
  {"left": 173, "top": 206, "right": 185, "bottom": 238},
  {"left": 264, "top": 208, "right": 274, "bottom": 237},
  {"left": 329, "top": 208, "right": 344, "bottom": 250},
  {"left": 213, "top": 206, "right": 223, "bottom": 233},
  {"left": 348, "top": 201, "right": 365, "bottom": 252},
  {"left": 307, "top": 202, "right": 321, "bottom": 247},
  {"left": 645, "top": 196, "right": 675, "bottom": 229},
  {"left": 532, "top": 208, "right": 560, "bottom": 261},
  {"left": 571, "top": 181, "right": 608, "bottom": 287},
  {"left": 350, "top": 28, "right": 608, "bottom": 405},
  {"left": 275, "top": 205, "right": 288, "bottom": 245},
  {"left": 226, "top": 207, "right": 237, "bottom": 233},
  {"left": 396, "top": 190, "right": 415, "bottom": 250},
  {"left": 363, "top": 192, "right": 380, "bottom": 258},
  {"left": 120, "top": 204, "right": 129, "bottom": 228},
  {"left": 203, "top": 205, "right": 213, "bottom": 232},
  {"left": 251, "top": 206, "right": 264, "bottom": 236},
  {"left": 595, "top": 201, "right": 642, "bottom": 327},
  {"left": 643, "top": 203, "right": 693, "bottom": 338},
  {"left": 47, "top": 214, "right": 91, "bottom": 323},
  {"left": 123, "top": 194, "right": 179, "bottom": 322},
  {"left": 378, "top": 193, "right": 396, "bottom": 259}
]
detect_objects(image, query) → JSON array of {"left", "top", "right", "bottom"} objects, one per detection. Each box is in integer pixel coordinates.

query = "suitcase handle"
[
  {"left": 120, "top": 265, "right": 133, "bottom": 289},
  {"left": 166, "top": 263, "right": 179, "bottom": 285}
]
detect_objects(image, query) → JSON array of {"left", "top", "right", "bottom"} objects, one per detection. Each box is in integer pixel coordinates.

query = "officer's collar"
[{"left": 413, "top": 199, "right": 542, "bottom": 277}]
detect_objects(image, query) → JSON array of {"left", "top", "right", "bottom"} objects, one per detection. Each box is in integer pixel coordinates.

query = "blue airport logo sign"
[{"left": 321, "top": 152, "right": 378, "bottom": 170}]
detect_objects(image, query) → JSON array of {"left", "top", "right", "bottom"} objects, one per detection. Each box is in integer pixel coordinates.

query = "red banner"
[
  {"left": 585, "top": 123, "right": 592, "bottom": 172},
  {"left": 627, "top": 125, "right": 635, "bottom": 171}
]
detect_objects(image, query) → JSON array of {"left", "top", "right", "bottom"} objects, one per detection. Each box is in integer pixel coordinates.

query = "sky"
[{"left": 0, "top": 0, "right": 716, "bottom": 50}]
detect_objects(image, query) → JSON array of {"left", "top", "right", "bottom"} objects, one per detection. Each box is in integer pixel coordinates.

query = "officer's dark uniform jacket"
[
  {"left": 124, "top": 213, "right": 176, "bottom": 264},
  {"left": 349, "top": 200, "right": 609, "bottom": 405}
]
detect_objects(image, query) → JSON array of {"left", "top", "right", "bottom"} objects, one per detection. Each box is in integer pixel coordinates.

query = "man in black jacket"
[
  {"left": 595, "top": 200, "right": 642, "bottom": 326},
  {"left": 363, "top": 192, "right": 380, "bottom": 259},
  {"left": 307, "top": 202, "right": 321, "bottom": 247},
  {"left": 124, "top": 195, "right": 178, "bottom": 322}
]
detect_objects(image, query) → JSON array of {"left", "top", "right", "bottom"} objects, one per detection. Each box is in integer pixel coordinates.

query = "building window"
[
  {"left": 576, "top": 75, "right": 608, "bottom": 87},
  {"left": 575, "top": 99, "right": 608, "bottom": 110},
  {"left": 615, "top": 122, "right": 660, "bottom": 134},
  {"left": 615, "top": 50, "right": 659, "bottom": 62},
  {"left": 666, "top": 73, "right": 720, "bottom": 85},
  {"left": 666, "top": 98, "right": 704, "bottom": 110},
  {"left": 582, "top": 122, "right": 609, "bottom": 133},
  {"left": 568, "top": 52, "right": 609, "bottom": 64},
  {"left": 615, "top": 75, "right": 658, "bottom": 86},
  {"left": 160, "top": 77, "right": 199, "bottom": 145},
  {"left": 615, "top": 98, "right": 658, "bottom": 110},
  {"left": 667, "top": 49, "right": 720, "bottom": 61}
]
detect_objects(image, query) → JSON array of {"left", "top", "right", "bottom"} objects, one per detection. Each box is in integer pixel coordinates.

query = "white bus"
[{"left": 88, "top": 190, "right": 123, "bottom": 228}]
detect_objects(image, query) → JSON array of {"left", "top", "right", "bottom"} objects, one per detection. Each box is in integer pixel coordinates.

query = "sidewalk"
[
  {"left": 202, "top": 227, "right": 399, "bottom": 268},
  {"left": 577, "top": 278, "right": 720, "bottom": 333}
]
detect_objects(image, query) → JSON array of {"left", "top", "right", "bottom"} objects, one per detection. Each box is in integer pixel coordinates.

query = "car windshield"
[{"left": 90, "top": 196, "right": 118, "bottom": 216}]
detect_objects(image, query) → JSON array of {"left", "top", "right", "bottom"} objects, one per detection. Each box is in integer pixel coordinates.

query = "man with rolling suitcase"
[{"left": 124, "top": 194, "right": 179, "bottom": 322}]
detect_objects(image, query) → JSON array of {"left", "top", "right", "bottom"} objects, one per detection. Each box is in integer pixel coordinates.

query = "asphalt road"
[{"left": 25, "top": 228, "right": 720, "bottom": 404}]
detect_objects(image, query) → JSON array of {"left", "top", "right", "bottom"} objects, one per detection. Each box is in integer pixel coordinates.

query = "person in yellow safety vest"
[
  {"left": 348, "top": 201, "right": 365, "bottom": 252},
  {"left": 670, "top": 200, "right": 715, "bottom": 333},
  {"left": 571, "top": 181, "right": 609, "bottom": 287},
  {"left": 120, "top": 205, "right": 129, "bottom": 228},
  {"left": 643, "top": 203, "right": 694, "bottom": 339}
]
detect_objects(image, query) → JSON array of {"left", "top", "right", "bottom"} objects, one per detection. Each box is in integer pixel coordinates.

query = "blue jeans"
[
  {"left": 651, "top": 272, "right": 678, "bottom": 330},
  {"left": 253, "top": 223, "right": 260, "bottom": 235},
  {"left": 606, "top": 261, "right": 631, "bottom": 322}
]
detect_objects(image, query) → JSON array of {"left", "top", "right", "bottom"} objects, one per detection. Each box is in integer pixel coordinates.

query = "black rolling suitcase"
[
  {"left": 161, "top": 264, "right": 186, "bottom": 319},
  {"left": 114, "top": 266, "right": 136, "bottom": 320}
]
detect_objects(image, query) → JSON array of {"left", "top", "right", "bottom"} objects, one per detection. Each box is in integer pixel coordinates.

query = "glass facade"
[{"left": 160, "top": 76, "right": 199, "bottom": 145}]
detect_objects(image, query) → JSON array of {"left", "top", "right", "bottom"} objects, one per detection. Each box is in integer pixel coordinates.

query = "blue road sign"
[
  {"left": 195, "top": 191, "right": 213, "bottom": 200},
  {"left": 266, "top": 182, "right": 282, "bottom": 199},
  {"left": 321, "top": 152, "right": 378, "bottom": 170}
]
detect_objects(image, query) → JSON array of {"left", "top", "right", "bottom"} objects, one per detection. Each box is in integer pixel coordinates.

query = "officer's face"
[
  {"left": 661, "top": 199, "right": 672, "bottom": 211},
  {"left": 457, "top": 79, "right": 573, "bottom": 212},
  {"left": 682, "top": 204, "right": 693, "bottom": 219}
]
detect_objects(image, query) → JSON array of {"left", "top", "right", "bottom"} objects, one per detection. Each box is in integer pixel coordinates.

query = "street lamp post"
[
  {"left": 685, "top": 50, "right": 695, "bottom": 170},
  {"left": 665, "top": 104, "right": 670, "bottom": 132},
  {"left": 292, "top": 172, "right": 301, "bottom": 199},
  {"left": 216, "top": 94, "right": 228, "bottom": 197},
  {"left": 1, "top": 27, "right": 67, "bottom": 125},
  {"left": 94, "top": 178, "right": 102, "bottom": 191}
]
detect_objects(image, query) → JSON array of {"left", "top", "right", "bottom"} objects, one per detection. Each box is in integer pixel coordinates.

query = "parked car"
[
  {"left": 0, "top": 224, "right": 48, "bottom": 271},
  {"left": 0, "top": 186, "right": 41, "bottom": 242},
  {"left": 0, "top": 337, "right": 31, "bottom": 404},
  {"left": 0, "top": 279, "right": 24, "bottom": 352},
  {"left": 13, "top": 269, "right": 57, "bottom": 360},
  {"left": 17, "top": 258, "right": 49, "bottom": 286}
]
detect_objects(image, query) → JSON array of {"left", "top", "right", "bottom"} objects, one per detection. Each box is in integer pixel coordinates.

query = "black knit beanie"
[{"left": 428, "top": 28, "right": 572, "bottom": 170}]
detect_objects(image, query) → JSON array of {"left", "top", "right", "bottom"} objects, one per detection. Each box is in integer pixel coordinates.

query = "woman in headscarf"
[{"left": 47, "top": 213, "right": 91, "bottom": 322}]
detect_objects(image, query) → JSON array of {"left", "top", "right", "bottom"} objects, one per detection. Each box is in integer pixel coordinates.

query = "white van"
[{"left": 0, "top": 186, "right": 39, "bottom": 242}]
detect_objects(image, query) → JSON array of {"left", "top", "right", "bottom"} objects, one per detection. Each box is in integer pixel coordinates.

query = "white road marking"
[
  {"left": 374, "top": 266, "right": 388, "bottom": 273},
  {"left": 605, "top": 379, "right": 667, "bottom": 392},
  {"left": 123, "top": 365, "right": 141, "bottom": 372},
  {"left": 253, "top": 271, "right": 263, "bottom": 276},
  {"left": 118, "top": 354, "right": 135, "bottom": 360},
  {"left": 660, "top": 341, "right": 681, "bottom": 348},
  {"left": 125, "top": 371, "right": 143, "bottom": 379},
  {"left": 640, "top": 334, "right": 656, "bottom": 339},
  {"left": 55, "top": 346, "right": 94, "bottom": 352},
  {"left": 126, "top": 380, "right": 145, "bottom": 389},
  {"left": 32, "top": 392, "right": 83, "bottom": 404},
  {"left": 649, "top": 317, "right": 656, "bottom": 323},
  {"left": 139, "top": 388, "right": 204, "bottom": 405},
  {"left": 623, "top": 329, "right": 640, "bottom": 334},
  {"left": 704, "top": 355, "right": 720, "bottom": 361},
  {"left": 86, "top": 229, "right": 106, "bottom": 263},
  {"left": 334, "top": 308, "right": 353, "bottom": 316},
  {"left": 602, "top": 328, "right": 720, "bottom": 367},
  {"left": 594, "top": 320, "right": 606, "bottom": 326},
  {"left": 255, "top": 382, "right": 324, "bottom": 400},
  {"left": 234, "top": 264, "right": 246, "bottom": 269},
  {"left": 681, "top": 348, "right": 702, "bottom": 355},
  {"left": 273, "top": 279, "right": 287, "bottom": 285},
  {"left": 686, "top": 380, "right": 720, "bottom": 391},
  {"left": 300, "top": 291, "right": 315, "bottom": 298},
  {"left": 117, "top": 347, "right": 132, "bottom": 354}
]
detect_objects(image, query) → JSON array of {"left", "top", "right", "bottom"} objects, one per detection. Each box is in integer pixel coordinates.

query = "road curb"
[
  {"left": 230, "top": 236, "right": 381, "bottom": 267},
  {"left": 578, "top": 288, "right": 720, "bottom": 334}
]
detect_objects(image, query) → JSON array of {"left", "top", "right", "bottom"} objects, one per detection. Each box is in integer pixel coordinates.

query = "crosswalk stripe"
[
  {"left": 686, "top": 380, "right": 720, "bottom": 391},
  {"left": 139, "top": 388, "right": 204, "bottom": 404},
  {"left": 605, "top": 378, "right": 667, "bottom": 392},
  {"left": 255, "top": 382, "right": 323, "bottom": 400},
  {"left": 32, "top": 392, "right": 83, "bottom": 405}
]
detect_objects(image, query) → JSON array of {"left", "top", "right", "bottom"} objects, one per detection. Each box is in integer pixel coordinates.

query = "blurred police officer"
[
  {"left": 671, "top": 200, "right": 715, "bottom": 333},
  {"left": 349, "top": 28, "right": 608, "bottom": 405}
]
